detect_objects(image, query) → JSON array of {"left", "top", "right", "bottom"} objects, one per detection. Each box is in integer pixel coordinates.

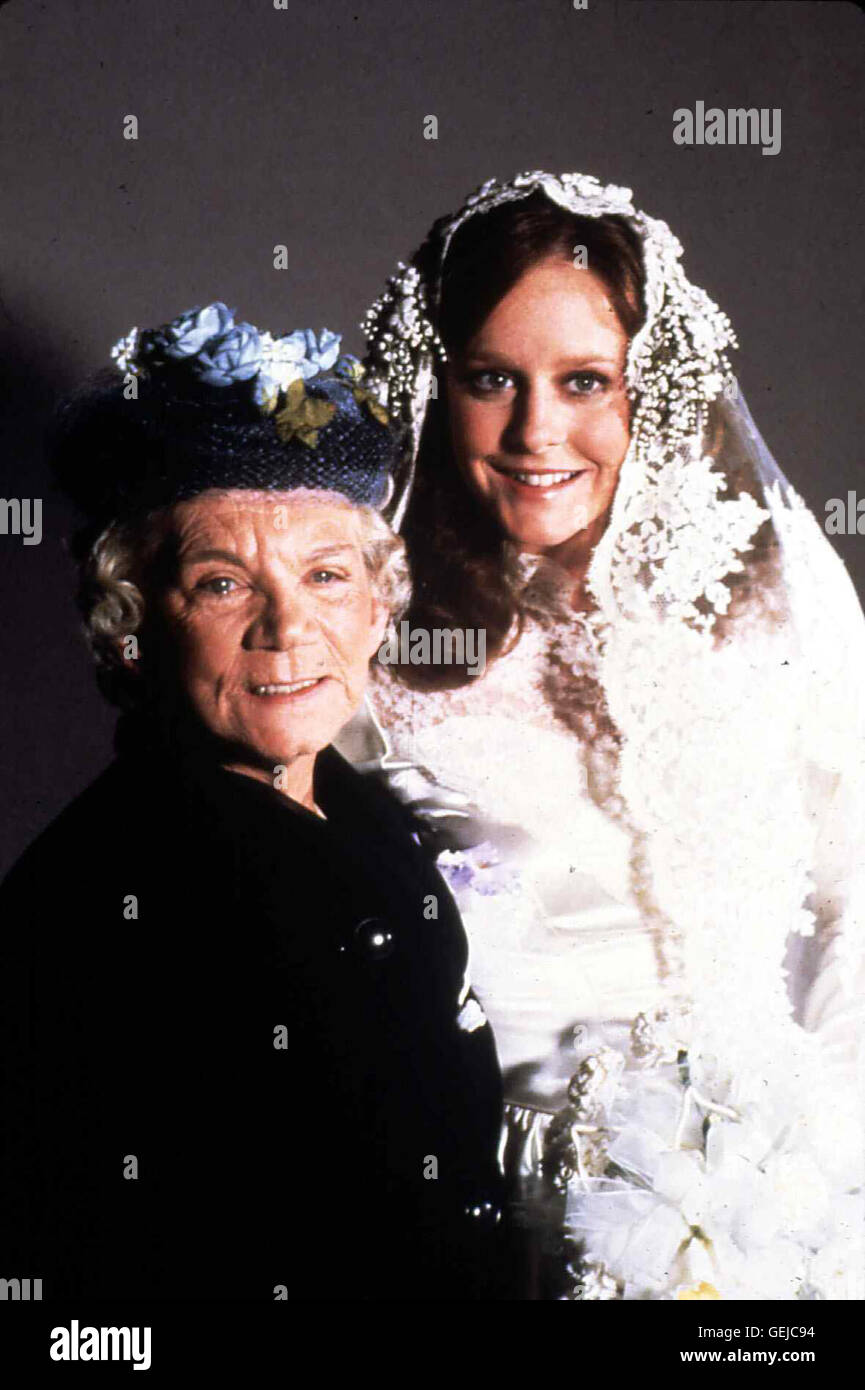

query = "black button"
[{"left": 352, "top": 917, "right": 396, "bottom": 960}]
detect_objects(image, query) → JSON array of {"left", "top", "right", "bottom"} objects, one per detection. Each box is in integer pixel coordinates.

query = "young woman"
[{"left": 349, "top": 172, "right": 865, "bottom": 1300}]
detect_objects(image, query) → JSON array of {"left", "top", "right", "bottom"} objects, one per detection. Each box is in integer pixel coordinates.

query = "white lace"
[{"left": 368, "top": 562, "right": 865, "bottom": 1298}]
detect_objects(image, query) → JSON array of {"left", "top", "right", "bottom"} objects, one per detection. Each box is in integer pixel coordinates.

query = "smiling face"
[
  {"left": 151, "top": 490, "right": 388, "bottom": 803},
  {"left": 445, "top": 256, "right": 632, "bottom": 555}
]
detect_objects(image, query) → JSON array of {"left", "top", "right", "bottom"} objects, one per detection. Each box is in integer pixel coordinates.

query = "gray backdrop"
[{"left": 1, "top": 0, "right": 863, "bottom": 873}]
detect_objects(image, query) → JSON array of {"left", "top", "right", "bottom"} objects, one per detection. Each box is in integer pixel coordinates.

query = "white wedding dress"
[
  {"left": 346, "top": 544, "right": 865, "bottom": 1301},
  {"left": 368, "top": 616, "right": 663, "bottom": 1102}
]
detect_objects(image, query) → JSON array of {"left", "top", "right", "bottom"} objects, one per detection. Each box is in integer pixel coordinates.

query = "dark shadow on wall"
[{"left": 0, "top": 310, "right": 116, "bottom": 878}]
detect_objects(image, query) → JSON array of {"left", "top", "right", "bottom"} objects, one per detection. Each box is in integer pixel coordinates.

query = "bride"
[{"left": 341, "top": 172, "right": 865, "bottom": 1300}]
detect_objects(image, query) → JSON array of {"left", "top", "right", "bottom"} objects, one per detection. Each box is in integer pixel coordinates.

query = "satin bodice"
[{"left": 366, "top": 619, "right": 667, "bottom": 1112}]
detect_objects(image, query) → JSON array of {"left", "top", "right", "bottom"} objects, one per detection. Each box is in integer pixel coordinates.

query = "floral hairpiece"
[
  {"left": 361, "top": 173, "right": 737, "bottom": 454},
  {"left": 110, "top": 303, "right": 389, "bottom": 448}
]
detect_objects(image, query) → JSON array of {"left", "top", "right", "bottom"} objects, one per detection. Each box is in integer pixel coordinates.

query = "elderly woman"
[
  {"left": 350, "top": 172, "right": 865, "bottom": 1300},
  {"left": 0, "top": 306, "right": 506, "bottom": 1301}
]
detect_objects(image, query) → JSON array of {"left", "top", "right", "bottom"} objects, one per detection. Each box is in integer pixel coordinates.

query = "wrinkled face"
[
  {"left": 154, "top": 490, "right": 387, "bottom": 773},
  {"left": 445, "top": 256, "right": 632, "bottom": 552}
]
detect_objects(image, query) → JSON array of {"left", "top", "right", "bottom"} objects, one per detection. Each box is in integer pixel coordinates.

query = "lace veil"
[{"left": 362, "top": 171, "right": 839, "bottom": 633}]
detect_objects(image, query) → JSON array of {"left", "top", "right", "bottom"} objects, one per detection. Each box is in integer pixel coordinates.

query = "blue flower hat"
[{"left": 50, "top": 303, "right": 399, "bottom": 530}]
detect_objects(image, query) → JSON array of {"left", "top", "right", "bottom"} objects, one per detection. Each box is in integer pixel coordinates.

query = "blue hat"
[{"left": 51, "top": 304, "right": 398, "bottom": 528}]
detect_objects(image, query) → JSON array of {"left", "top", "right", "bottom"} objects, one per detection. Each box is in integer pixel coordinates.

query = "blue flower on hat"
[
  {"left": 193, "top": 323, "right": 263, "bottom": 386},
  {"left": 284, "top": 328, "right": 342, "bottom": 378},
  {"left": 151, "top": 302, "right": 235, "bottom": 361},
  {"left": 110, "top": 306, "right": 389, "bottom": 428},
  {"left": 252, "top": 328, "right": 348, "bottom": 412}
]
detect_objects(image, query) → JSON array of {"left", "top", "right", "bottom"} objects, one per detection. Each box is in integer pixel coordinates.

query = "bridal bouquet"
[
  {"left": 561, "top": 1009, "right": 864, "bottom": 1301},
  {"left": 435, "top": 852, "right": 863, "bottom": 1302}
]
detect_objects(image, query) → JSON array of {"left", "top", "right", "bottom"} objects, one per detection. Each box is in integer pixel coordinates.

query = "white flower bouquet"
[{"left": 562, "top": 1011, "right": 864, "bottom": 1301}]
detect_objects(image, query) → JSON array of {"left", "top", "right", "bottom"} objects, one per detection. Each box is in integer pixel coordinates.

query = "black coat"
[{"left": 0, "top": 738, "right": 507, "bottom": 1300}]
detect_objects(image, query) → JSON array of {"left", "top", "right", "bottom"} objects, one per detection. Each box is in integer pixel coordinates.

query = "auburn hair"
[{"left": 392, "top": 191, "right": 647, "bottom": 689}]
